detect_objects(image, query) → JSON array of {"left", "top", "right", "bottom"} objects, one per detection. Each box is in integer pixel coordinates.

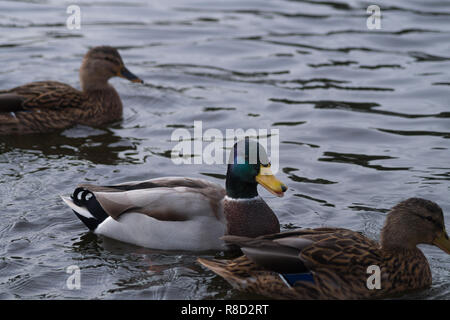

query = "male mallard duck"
[
  {"left": 0, "top": 46, "right": 142, "bottom": 135},
  {"left": 198, "top": 198, "right": 450, "bottom": 299},
  {"left": 61, "top": 138, "right": 288, "bottom": 251}
]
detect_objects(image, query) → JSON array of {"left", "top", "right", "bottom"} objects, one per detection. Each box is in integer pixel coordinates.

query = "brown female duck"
[
  {"left": 0, "top": 46, "right": 142, "bottom": 135},
  {"left": 199, "top": 198, "right": 450, "bottom": 299}
]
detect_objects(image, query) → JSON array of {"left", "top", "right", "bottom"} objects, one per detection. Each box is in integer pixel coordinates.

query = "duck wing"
[
  {"left": 0, "top": 81, "right": 86, "bottom": 113},
  {"left": 221, "top": 228, "right": 381, "bottom": 274},
  {"left": 70, "top": 177, "right": 226, "bottom": 224}
]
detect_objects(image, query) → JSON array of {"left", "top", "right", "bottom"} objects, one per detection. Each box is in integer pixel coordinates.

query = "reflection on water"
[
  {"left": 0, "top": 126, "right": 143, "bottom": 165},
  {"left": 319, "top": 152, "right": 411, "bottom": 171},
  {"left": 0, "top": 0, "right": 449, "bottom": 299}
]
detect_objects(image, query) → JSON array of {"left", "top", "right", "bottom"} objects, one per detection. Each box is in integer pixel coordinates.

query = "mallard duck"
[
  {"left": 61, "top": 138, "right": 288, "bottom": 251},
  {"left": 0, "top": 46, "right": 143, "bottom": 135},
  {"left": 198, "top": 198, "right": 450, "bottom": 299}
]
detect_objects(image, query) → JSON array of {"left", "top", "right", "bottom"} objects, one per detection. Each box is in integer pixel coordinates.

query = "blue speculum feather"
[{"left": 281, "top": 273, "right": 315, "bottom": 286}]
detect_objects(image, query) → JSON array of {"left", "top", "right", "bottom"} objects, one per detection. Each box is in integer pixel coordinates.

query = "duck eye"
[
  {"left": 426, "top": 216, "right": 433, "bottom": 222},
  {"left": 103, "top": 57, "right": 119, "bottom": 65}
]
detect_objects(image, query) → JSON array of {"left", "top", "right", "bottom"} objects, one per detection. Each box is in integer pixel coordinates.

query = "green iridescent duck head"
[
  {"left": 225, "top": 137, "right": 287, "bottom": 199},
  {"left": 80, "top": 46, "right": 143, "bottom": 91}
]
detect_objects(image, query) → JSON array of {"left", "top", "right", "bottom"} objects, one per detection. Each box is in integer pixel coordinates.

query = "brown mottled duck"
[
  {"left": 0, "top": 46, "right": 143, "bottom": 135},
  {"left": 198, "top": 198, "right": 450, "bottom": 299}
]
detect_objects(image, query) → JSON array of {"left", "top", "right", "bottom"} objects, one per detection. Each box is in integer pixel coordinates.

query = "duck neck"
[
  {"left": 223, "top": 166, "right": 280, "bottom": 237},
  {"left": 81, "top": 77, "right": 112, "bottom": 93},
  {"left": 225, "top": 174, "right": 258, "bottom": 199},
  {"left": 380, "top": 220, "right": 419, "bottom": 252},
  {"left": 79, "top": 64, "right": 112, "bottom": 93},
  {"left": 380, "top": 237, "right": 418, "bottom": 253}
]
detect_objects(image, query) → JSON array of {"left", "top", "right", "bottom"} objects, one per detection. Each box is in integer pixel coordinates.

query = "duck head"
[
  {"left": 80, "top": 46, "right": 143, "bottom": 91},
  {"left": 225, "top": 137, "right": 287, "bottom": 199},
  {"left": 380, "top": 198, "right": 450, "bottom": 254}
]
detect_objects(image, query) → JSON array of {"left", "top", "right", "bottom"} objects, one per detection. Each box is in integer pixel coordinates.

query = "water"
[{"left": 0, "top": 0, "right": 449, "bottom": 299}]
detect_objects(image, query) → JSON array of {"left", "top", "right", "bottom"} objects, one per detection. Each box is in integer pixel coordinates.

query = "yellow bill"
[{"left": 255, "top": 165, "right": 287, "bottom": 197}]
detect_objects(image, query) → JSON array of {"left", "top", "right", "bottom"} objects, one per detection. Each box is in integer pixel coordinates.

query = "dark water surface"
[{"left": 0, "top": 0, "right": 449, "bottom": 299}]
